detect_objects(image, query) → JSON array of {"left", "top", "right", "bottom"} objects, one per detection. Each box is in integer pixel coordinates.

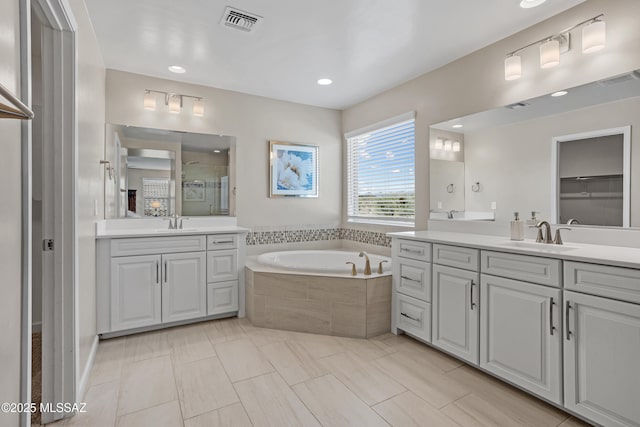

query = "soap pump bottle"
[{"left": 510, "top": 212, "right": 525, "bottom": 241}]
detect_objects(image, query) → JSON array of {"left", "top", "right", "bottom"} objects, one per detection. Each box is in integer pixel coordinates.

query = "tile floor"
[{"left": 46, "top": 318, "right": 592, "bottom": 426}]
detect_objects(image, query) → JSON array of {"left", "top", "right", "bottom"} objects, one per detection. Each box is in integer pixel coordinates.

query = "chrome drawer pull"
[
  {"left": 400, "top": 247, "right": 424, "bottom": 255},
  {"left": 156, "top": 261, "right": 159, "bottom": 284},
  {"left": 400, "top": 275, "right": 421, "bottom": 284},
  {"left": 470, "top": 280, "right": 476, "bottom": 310},
  {"left": 400, "top": 312, "right": 421, "bottom": 322},
  {"left": 549, "top": 297, "right": 556, "bottom": 336},
  {"left": 213, "top": 239, "right": 234, "bottom": 244}
]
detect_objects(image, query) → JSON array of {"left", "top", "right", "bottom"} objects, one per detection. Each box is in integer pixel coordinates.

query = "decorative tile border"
[{"left": 245, "top": 227, "right": 392, "bottom": 247}]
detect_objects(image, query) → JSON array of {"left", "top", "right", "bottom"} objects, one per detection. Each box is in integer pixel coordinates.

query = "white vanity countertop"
[
  {"left": 389, "top": 230, "right": 640, "bottom": 270},
  {"left": 96, "top": 225, "right": 250, "bottom": 239}
]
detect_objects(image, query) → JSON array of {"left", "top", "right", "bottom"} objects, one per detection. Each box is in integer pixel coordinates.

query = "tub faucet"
[{"left": 359, "top": 251, "right": 372, "bottom": 275}]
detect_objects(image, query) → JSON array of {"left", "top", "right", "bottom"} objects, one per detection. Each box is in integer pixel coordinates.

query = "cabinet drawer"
[
  {"left": 396, "top": 258, "right": 432, "bottom": 302},
  {"left": 207, "top": 250, "right": 238, "bottom": 283},
  {"left": 433, "top": 244, "right": 479, "bottom": 271},
  {"left": 111, "top": 235, "right": 206, "bottom": 257},
  {"left": 207, "top": 281, "right": 239, "bottom": 315},
  {"left": 565, "top": 261, "right": 640, "bottom": 304},
  {"left": 396, "top": 293, "right": 431, "bottom": 342},
  {"left": 207, "top": 234, "right": 238, "bottom": 250},
  {"left": 481, "top": 251, "right": 561, "bottom": 287},
  {"left": 396, "top": 239, "right": 431, "bottom": 262}
]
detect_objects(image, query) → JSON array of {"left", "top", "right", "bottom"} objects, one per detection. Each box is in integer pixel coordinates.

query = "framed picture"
[
  {"left": 183, "top": 180, "right": 205, "bottom": 201},
  {"left": 269, "top": 141, "right": 318, "bottom": 197}
]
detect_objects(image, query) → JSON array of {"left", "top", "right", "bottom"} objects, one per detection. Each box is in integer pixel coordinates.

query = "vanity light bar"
[
  {"left": 143, "top": 89, "right": 205, "bottom": 117},
  {"left": 504, "top": 14, "right": 605, "bottom": 81}
]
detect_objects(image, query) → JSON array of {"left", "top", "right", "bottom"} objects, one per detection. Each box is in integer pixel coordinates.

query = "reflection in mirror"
[
  {"left": 104, "top": 124, "right": 236, "bottom": 219},
  {"left": 552, "top": 127, "right": 631, "bottom": 227},
  {"left": 430, "top": 69, "right": 640, "bottom": 228}
]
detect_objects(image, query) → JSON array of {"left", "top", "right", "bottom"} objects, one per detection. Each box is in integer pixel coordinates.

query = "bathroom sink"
[
  {"left": 153, "top": 228, "right": 198, "bottom": 233},
  {"left": 500, "top": 241, "right": 578, "bottom": 252}
]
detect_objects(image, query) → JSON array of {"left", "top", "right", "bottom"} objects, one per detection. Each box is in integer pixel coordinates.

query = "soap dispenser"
[{"left": 510, "top": 212, "right": 525, "bottom": 241}]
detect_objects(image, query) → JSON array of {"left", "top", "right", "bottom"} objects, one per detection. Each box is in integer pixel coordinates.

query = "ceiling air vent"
[
  {"left": 598, "top": 70, "right": 640, "bottom": 87},
  {"left": 220, "top": 6, "right": 262, "bottom": 33},
  {"left": 505, "top": 102, "right": 529, "bottom": 110}
]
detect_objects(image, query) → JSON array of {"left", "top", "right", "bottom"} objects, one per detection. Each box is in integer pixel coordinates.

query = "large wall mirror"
[
  {"left": 104, "top": 124, "right": 236, "bottom": 219},
  {"left": 429, "top": 69, "right": 640, "bottom": 228}
]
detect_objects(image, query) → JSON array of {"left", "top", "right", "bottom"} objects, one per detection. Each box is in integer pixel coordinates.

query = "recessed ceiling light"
[
  {"left": 317, "top": 78, "right": 333, "bottom": 86},
  {"left": 452, "top": 124, "right": 463, "bottom": 129},
  {"left": 551, "top": 90, "right": 568, "bottom": 97},
  {"left": 213, "top": 149, "right": 221, "bottom": 153},
  {"left": 520, "top": 0, "right": 547, "bottom": 8},
  {"left": 168, "top": 65, "right": 186, "bottom": 74}
]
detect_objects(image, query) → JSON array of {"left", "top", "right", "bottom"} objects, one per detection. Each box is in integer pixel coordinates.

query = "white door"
[
  {"left": 111, "top": 255, "right": 162, "bottom": 331},
  {"left": 162, "top": 252, "right": 207, "bottom": 323},
  {"left": 431, "top": 265, "right": 479, "bottom": 364},
  {"left": 564, "top": 291, "right": 640, "bottom": 427},
  {"left": 480, "top": 274, "right": 562, "bottom": 404}
]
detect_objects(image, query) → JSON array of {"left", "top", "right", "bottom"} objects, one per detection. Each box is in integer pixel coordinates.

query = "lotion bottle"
[{"left": 510, "top": 212, "right": 525, "bottom": 241}]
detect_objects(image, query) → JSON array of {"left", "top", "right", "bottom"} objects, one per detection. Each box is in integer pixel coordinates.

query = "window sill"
[{"left": 346, "top": 218, "right": 415, "bottom": 229}]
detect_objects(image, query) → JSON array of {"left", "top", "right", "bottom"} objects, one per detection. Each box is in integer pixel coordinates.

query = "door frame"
[{"left": 20, "top": 0, "right": 78, "bottom": 425}]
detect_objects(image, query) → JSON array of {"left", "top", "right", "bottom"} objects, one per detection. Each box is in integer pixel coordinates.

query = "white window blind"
[{"left": 347, "top": 117, "right": 415, "bottom": 224}]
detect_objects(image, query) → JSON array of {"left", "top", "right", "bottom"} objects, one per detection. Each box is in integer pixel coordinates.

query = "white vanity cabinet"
[
  {"left": 97, "top": 231, "right": 246, "bottom": 337},
  {"left": 563, "top": 262, "right": 640, "bottom": 427},
  {"left": 479, "top": 251, "right": 563, "bottom": 404},
  {"left": 392, "top": 238, "right": 432, "bottom": 342},
  {"left": 431, "top": 245, "right": 480, "bottom": 365}
]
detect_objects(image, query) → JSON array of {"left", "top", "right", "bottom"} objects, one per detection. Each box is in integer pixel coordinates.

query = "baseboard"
[
  {"left": 32, "top": 321, "right": 42, "bottom": 333},
  {"left": 78, "top": 335, "right": 99, "bottom": 401}
]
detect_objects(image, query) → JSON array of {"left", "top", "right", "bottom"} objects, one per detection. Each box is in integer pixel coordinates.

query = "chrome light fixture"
[
  {"left": 143, "top": 89, "right": 205, "bottom": 117},
  {"left": 504, "top": 14, "right": 605, "bottom": 81}
]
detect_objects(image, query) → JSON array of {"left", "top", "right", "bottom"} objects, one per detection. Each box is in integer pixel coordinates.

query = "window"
[{"left": 346, "top": 113, "right": 415, "bottom": 225}]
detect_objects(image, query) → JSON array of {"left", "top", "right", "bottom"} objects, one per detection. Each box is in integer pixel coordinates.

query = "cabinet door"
[
  {"left": 207, "top": 249, "right": 238, "bottom": 283},
  {"left": 207, "top": 281, "right": 239, "bottom": 315},
  {"left": 564, "top": 291, "right": 640, "bottom": 427},
  {"left": 162, "top": 252, "right": 207, "bottom": 323},
  {"left": 432, "top": 265, "right": 479, "bottom": 364},
  {"left": 480, "top": 274, "right": 562, "bottom": 404},
  {"left": 110, "top": 255, "right": 162, "bottom": 331}
]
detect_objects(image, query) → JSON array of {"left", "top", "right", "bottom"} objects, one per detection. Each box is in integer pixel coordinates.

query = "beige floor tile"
[
  {"left": 447, "top": 366, "right": 567, "bottom": 427},
  {"left": 558, "top": 416, "right": 592, "bottom": 426},
  {"left": 202, "top": 318, "right": 249, "bottom": 345},
  {"left": 373, "top": 391, "right": 461, "bottom": 427},
  {"left": 320, "top": 352, "right": 406, "bottom": 405},
  {"left": 442, "top": 393, "right": 526, "bottom": 427},
  {"left": 123, "top": 329, "right": 171, "bottom": 364},
  {"left": 174, "top": 356, "right": 239, "bottom": 419},
  {"left": 184, "top": 403, "right": 252, "bottom": 427},
  {"left": 260, "top": 341, "right": 328, "bottom": 385},
  {"left": 89, "top": 338, "right": 126, "bottom": 386},
  {"left": 167, "top": 324, "right": 216, "bottom": 365},
  {"left": 292, "top": 374, "right": 389, "bottom": 427},
  {"left": 65, "top": 381, "right": 119, "bottom": 427},
  {"left": 235, "top": 372, "right": 320, "bottom": 427},
  {"left": 214, "top": 338, "right": 274, "bottom": 382},
  {"left": 116, "top": 400, "right": 183, "bottom": 427},
  {"left": 117, "top": 355, "right": 177, "bottom": 416},
  {"left": 244, "top": 326, "right": 292, "bottom": 347},
  {"left": 334, "top": 336, "right": 395, "bottom": 361},
  {"left": 287, "top": 332, "right": 345, "bottom": 359},
  {"left": 372, "top": 351, "right": 470, "bottom": 409},
  {"left": 396, "top": 338, "right": 463, "bottom": 372}
]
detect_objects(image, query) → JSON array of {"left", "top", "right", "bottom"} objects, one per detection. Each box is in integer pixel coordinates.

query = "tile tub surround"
[
  {"left": 245, "top": 267, "right": 392, "bottom": 338},
  {"left": 245, "top": 226, "right": 393, "bottom": 248}
]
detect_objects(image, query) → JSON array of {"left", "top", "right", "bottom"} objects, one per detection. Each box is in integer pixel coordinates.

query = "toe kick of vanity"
[{"left": 390, "top": 231, "right": 640, "bottom": 427}]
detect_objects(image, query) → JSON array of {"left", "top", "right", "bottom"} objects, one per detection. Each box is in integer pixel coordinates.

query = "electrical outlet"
[
  {"left": 491, "top": 201, "right": 497, "bottom": 210},
  {"left": 437, "top": 201, "right": 442, "bottom": 209},
  {"left": 94, "top": 199, "right": 98, "bottom": 217}
]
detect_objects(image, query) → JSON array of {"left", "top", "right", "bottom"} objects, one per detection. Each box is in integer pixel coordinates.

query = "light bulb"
[
  {"left": 444, "top": 140, "right": 452, "bottom": 151},
  {"left": 434, "top": 138, "right": 444, "bottom": 150},
  {"left": 505, "top": 55, "right": 522, "bottom": 81},
  {"left": 192, "top": 98, "right": 204, "bottom": 117},
  {"left": 452, "top": 142, "right": 461, "bottom": 152},
  {"left": 143, "top": 92, "right": 156, "bottom": 111},
  {"left": 169, "top": 95, "right": 182, "bottom": 114},
  {"left": 540, "top": 39, "right": 560, "bottom": 69},
  {"left": 582, "top": 20, "right": 606, "bottom": 53}
]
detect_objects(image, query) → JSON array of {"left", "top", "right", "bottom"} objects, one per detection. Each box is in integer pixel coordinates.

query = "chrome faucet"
[
  {"left": 534, "top": 220, "right": 553, "bottom": 243},
  {"left": 359, "top": 251, "right": 372, "bottom": 275},
  {"left": 447, "top": 210, "right": 458, "bottom": 219},
  {"left": 567, "top": 218, "right": 581, "bottom": 225}
]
